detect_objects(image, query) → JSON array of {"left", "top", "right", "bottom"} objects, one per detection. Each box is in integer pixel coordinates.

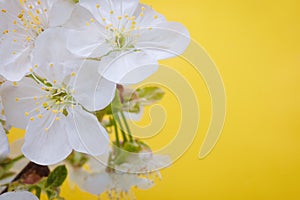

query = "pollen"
[
  {"left": 44, "top": 128, "right": 49, "bottom": 132},
  {"left": 154, "top": 15, "right": 158, "bottom": 19},
  {"left": 49, "top": 63, "right": 54, "bottom": 68},
  {"left": 102, "top": 18, "right": 106, "bottom": 22},
  {"left": 13, "top": 20, "right": 17, "bottom": 25},
  {"left": 34, "top": 96, "right": 37, "bottom": 100},
  {"left": 38, "top": 114, "right": 43, "bottom": 118},
  {"left": 96, "top": 4, "right": 100, "bottom": 8},
  {"left": 34, "top": 64, "right": 38, "bottom": 68},
  {"left": 52, "top": 109, "right": 58, "bottom": 114},
  {"left": 42, "top": 102, "right": 48, "bottom": 107},
  {"left": 25, "top": 112, "right": 29, "bottom": 116},
  {"left": 1, "top": 9, "right": 7, "bottom": 13},
  {"left": 110, "top": 10, "right": 114, "bottom": 15},
  {"left": 85, "top": 22, "right": 90, "bottom": 26},
  {"left": 53, "top": 80, "right": 57, "bottom": 84},
  {"left": 2, "top": 30, "right": 8, "bottom": 34},
  {"left": 55, "top": 117, "right": 60, "bottom": 121},
  {"left": 30, "top": 117, "right": 34, "bottom": 121},
  {"left": 90, "top": 18, "right": 95, "bottom": 23},
  {"left": 29, "top": 68, "right": 33, "bottom": 72},
  {"left": 71, "top": 72, "right": 76, "bottom": 77},
  {"left": 35, "top": 108, "right": 39, "bottom": 112},
  {"left": 13, "top": 82, "right": 18, "bottom": 86},
  {"left": 118, "top": 16, "right": 122, "bottom": 20}
]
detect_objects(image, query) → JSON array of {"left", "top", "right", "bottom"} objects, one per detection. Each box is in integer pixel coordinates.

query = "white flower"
[
  {"left": 66, "top": 0, "right": 190, "bottom": 84},
  {"left": 0, "top": 124, "right": 9, "bottom": 161},
  {"left": 116, "top": 151, "right": 171, "bottom": 176},
  {"left": 69, "top": 157, "right": 153, "bottom": 198},
  {"left": 0, "top": 0, "right": 75, "bottom": 81},
  {"left": 69, "top": 150, "right": 170, "bottom": 198},
  {"left": 0, "top": 191, "right": 38, "bottom": 200},
  {"left": 0, "top": 29, "right": 116, "bottom": 165}
]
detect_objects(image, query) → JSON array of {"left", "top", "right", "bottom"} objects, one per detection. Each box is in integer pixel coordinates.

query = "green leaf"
[
  {"left": 46, "top": 189, "right": 58, "bottom": 200},
  {"left": 136, "top": 86, "right": 165, "bottom": 105},
  {"left": 45, "top": 165, "right": 67, "bottom": 188}
]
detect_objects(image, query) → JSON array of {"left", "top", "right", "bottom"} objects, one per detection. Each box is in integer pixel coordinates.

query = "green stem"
[
  {"left": 8, "top": 155, "right": 25, "bottom": 164},
  {"left": 111, "top": 117, "right": 120, "bottom": 147},
  {"left": 114, "top": 113, "right": 128, "bottom": 143},
  {"left": 120, "top": 111, "right": 133, "bottom": 142}
]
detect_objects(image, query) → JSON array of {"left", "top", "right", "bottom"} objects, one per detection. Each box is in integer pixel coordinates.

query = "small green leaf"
[
  {"left": 136, "top": 86, "right": 165, "bottom": 105},
  {"left": 45, "top": 165, "right": 67, "bottom": 188}
]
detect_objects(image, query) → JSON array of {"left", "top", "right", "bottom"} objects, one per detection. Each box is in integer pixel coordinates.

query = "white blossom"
[
  {"left": 0, "top": 0, "right": 75, "bottom": 81},
  {"left": 69, "top": 149, "right": 170, "bottom": 199},
  {"left": 65, "top": 0, "right": 190, "bottom": 84},
  {"left": 0, "top": 191, "right": 38, "bottom": 200},
  {"left": 0, "top": 29, "right": 116, "bottom": 165}
]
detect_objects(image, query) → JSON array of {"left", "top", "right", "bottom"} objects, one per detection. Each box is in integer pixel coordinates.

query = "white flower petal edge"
[
  {"left": 0, "top": 191, "right": 38, "bottom": 200},
  {"left": 0, "top": 79, "right": 45, "bottom": 129},
  {"left": 73, "top": 60, "right": 116, "bottom": 111},
  {"left": 97, "top": 51, "right": 158, "bottom": 85},
  {"left": 0, "top": 124, "right": 9, "bottom": 161},
  {"left": 0, "top": 0, "right": 75, "bottom": 81},
  {"left": 66, "top": 105, "right": 110, "bottom": 156},
  {"left": 69, "top": 161, "right": 153, "bottom": 196},
  {"left": 66, "top": 0, "right": 190, "bottom": 84},
  {"left": 22, "top": 110, "right": 73, "bottom": 165}
]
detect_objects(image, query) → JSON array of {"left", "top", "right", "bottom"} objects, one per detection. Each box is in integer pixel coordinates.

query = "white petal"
[
  {"left": 48, "top": 0, "right": 75, "bottom": 27},
  {"left": 0, "top": 125, "right": 9, "bottom": 160},
  {"left": 79, "top": 0, "right": 139, "bottom": 24},
  {"left": 65, "top": 5, "right": 98, "bottom": 29},
  {"left": 73, "top": 60, "right": 116, "bottom": 111},
  {"left": 66, "top": 29, "right": 108, "bottom": 57},
  {"left": 0, "top": 191, "right": 38, "bottom": 200},
  {"left": 65, "top": 6, "right": 108, "bottom": 57},
  {"left": 32, "top": 28, "right": 80, "bottom": 84},
  {"left": 133, "top": 4, "right": 166, "bottom": 27},
  {"left": 0, "top": 79, "right": 46, "bottom": 129},
  {"left": 0, "top": 47, "right": 31, "bottom": 81},
  {"left": 98, "top": 51, "right": 158, "bottom": 84},
  {"left": 22, "top": 111, "right": 72, "bottom": 165},
  {"left": 66, "top": 106, "right": 110, "bottom": 156},
  {"left": 136, "top": 22, "right": 190, "bottom": 60},
  {"left": 111, "top": 173, "right": 153, "bottom": 192},
  {"left": 79, "top": 172, "right": 111, "bottom": 195}
]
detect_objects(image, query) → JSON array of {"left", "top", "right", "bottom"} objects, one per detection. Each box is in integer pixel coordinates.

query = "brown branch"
[{"left": 0, "top": 162, "right": 50, "bottom": 194}]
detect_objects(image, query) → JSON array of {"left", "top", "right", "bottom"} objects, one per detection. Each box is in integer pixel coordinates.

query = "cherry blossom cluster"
[{"left": 0, "top": 0, "right": 189, "bottom": 199}]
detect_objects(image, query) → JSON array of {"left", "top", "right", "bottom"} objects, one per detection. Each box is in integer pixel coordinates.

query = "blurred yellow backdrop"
[{"left": 8, "top": 0, "right": 300, "bottom": 199}]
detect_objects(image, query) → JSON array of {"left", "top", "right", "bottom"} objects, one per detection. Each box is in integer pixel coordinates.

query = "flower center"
[{"left": 1, "top": 0, "right": 47, "bottom": 53}]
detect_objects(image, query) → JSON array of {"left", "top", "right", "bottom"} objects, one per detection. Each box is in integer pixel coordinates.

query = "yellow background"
[{"left": 9, "top": 0, "right": 300, "bottom": 199}]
